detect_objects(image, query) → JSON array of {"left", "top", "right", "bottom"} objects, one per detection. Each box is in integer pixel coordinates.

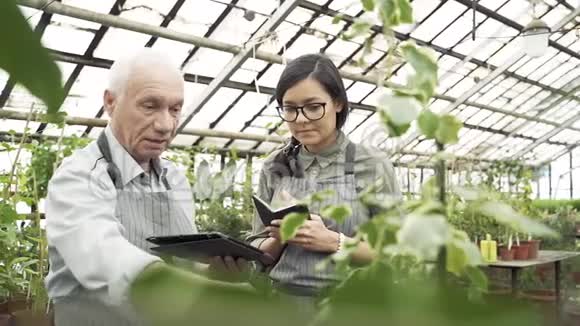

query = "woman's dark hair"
[
  {"left": 269, "top": 53, "right": 350, "bottom": 178},
  {"left": 275, "top": 53, "right": 349, "bottom": 129}
]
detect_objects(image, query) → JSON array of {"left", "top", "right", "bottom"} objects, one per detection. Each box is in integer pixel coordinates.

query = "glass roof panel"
[
  {"left": 4, "top": 0, "right": 579, "bottom": 167},
  {"left": 410, "top": 1, "right": 465, "bottom": 41}
]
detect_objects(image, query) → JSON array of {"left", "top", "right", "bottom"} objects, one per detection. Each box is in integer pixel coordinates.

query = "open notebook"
[{"left": 252, "top": 195, "right": 309, "bottom": 226}]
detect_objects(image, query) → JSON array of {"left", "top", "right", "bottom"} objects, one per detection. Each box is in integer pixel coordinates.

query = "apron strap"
[
  {"left": 344, "top": 141, "right": 356, "bottom": 175},
  {"left": 98, "top": 131, "right": 173, "bottom": 191},
  {"left": 97, "top": 131, "right": 124, "bottom": 190},
  {"left": 161, "top": 167, "right": 172, "bottom": 191}
]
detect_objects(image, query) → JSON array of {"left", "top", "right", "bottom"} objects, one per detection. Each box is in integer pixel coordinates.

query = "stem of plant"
[
  {"left": 435, "top": 141, "right": 447, "bottom": 287},
  {"left": 2, "top": 104, "right": 34, "bottom": 200}
]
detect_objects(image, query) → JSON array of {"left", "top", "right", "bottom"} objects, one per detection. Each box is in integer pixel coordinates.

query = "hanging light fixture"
[
  {"left": 522, "top": 0, "right": 550, "bottom": 58},
  {"left": 522, "top": 18, "right": 551, "bottom": 57}
]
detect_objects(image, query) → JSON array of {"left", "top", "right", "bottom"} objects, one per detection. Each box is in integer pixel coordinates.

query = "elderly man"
[{"left": 44, "top": 48, "right": 247, "bottom": 326}]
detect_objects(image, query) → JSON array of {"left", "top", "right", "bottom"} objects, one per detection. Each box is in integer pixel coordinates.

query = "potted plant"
[
  {"left": 498, "top": 233, "right": 515, "bottom": 261},
  {"left": 512, "top": 233, "right": 530, "bottom": 260},
  {"left": 521, "top": 233, "right": 541, "bottom": 260}
]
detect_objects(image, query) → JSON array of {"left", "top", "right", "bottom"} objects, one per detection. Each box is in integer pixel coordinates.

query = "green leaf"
[
  {"left": 332, "top": 13, "right": 344, "bottom": 24},
  {"left": 446, "top": 230, "right": 484, "bottom": 275},
  {"left": 193, "top": 160, "right": 212, "bottom": 201},
  {"left": 359, "top": 221, "right": 379, "bottom": 248},
  {"left": 479, "top": 201, "right": 558, "bottom": 238},
  {"left": 9, "top": 257, "right": 31, "bottom": 267},
  {"left": 446, "top": 242, "right": 468, "bottom": 276},
  {"left": 362, "top": 0, "right": 375, "bottom": 11},
  {"left": 378, "top": 0, "right": 398, "bottom": 27},
  {"left": 0, "top": 0, "right": 65, "bottom": 114},
  {"left": 321, "top": 204, "right": 352, "bottom": 224},
  {"left": 379, "top": 109, "right": 411, "bottom": 137},
  {"left": 435, "top": 115, "right": 462, "bottom": 145},
  {"left": 211, "top": 172, "right": 226, "bottom": 200},
  {"left": 280, "top": 212, "right": 308, "bottom": 243},
  {"left": 41, "top": 111, "right": 67, "bottom": 126},
  {"left": 399, "top": 42, "right": 438, "bottom": 104},
  {"left": 309, "top": 189, "right": 335, "bottom": 203},
  {"left": 378, "top": 0, "right": 413, "bottom": 27},
  {"left": 221, "top": 160, "right": 238, "bottom": 188},
  {"left": 414, "top": 200, "right": 445, "bottom": 215},
  {"left": 396, "top": 214, "right": 449, "bottom": 260},
  {"left": 417, "top": 109, "right": 439, "bottom": 139},
  {"left": 378, "top": 94, "right": 422, "bottom": 126},
  {"left": 344, "top": 19, "right": 372, "bottom": 40},
  {"left": 396, "top": 0, "right": 413, "bottom": 24},
  {"left": 465, "top": 265, "right": 488, "bottom": 292},
  {"left": 0, "top": 203, "right": 19, "bottom": 224}
]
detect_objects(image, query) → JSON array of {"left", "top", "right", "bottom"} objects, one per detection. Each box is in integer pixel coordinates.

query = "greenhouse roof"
[{"left": 2, "top": 0, "right": 580, "bottom": 167}]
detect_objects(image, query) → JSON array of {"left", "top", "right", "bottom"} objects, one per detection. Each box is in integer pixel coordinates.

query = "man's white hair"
[{"left": 107, "top": 47, "right": 183, "bottom": 96}]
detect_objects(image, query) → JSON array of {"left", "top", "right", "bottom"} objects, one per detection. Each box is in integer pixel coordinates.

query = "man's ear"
[{"left": 103, "top": 90, "right": 116, "bottom": 117}]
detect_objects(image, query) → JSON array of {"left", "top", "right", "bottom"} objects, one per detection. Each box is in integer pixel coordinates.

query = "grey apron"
[
  {"left": 269, "top": 141, "right": 369, "bottom": 300},
  {"left": 53, "top": 132, "right": 193, "bottom": 326}
]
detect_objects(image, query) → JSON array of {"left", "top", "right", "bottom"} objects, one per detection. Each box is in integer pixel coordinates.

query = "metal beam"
[
  {"left": 234, "top": 2, "right": 358, "bottom": 150},
  {"left": 176, "top": 0, "right": 299, "bottom": 133},
  {"left": 83, "top": 0, "right": 186, "bottom": 136},
  {"left": 0, "top": 108, "right": 497, "bottom": 165},
  {"left": 454, "top": 0, "right": 580, "bottom": 61},
  {"left": 394, "top": 5, "right": 580, "bottom": 151},
  {"left": 0, "top": 131, "right": 451, "bottom": 169},
  {"left": 0, "top": 131, "right": 268, "bottom": 158},
  {"left": 37, "top": 0, "right": 127, "bottom": 134},
  {"left": 299, "top": 1, "right": 580, "bottom": 104},
  {"left": 474, "top": 76, "right": 580, "bottom": 159},
  {"left": 178, "top": 0, "right": 241, "bottom": 146},
  {"left": 200, "top": 0, "right": 331, "bottom": 148},
  {"left": 46, "top": 49, "right": 574, "bottom": 149},
  {"left": 0, "top": 109, "right": 286, "bottom": 143},
  {"left": 536, "top": 143, "right": 579, "bottom": 167},
  {"left": 511, "top": 98, "right": 580, "bottom": 158},
  {"left": 19, "top": 0, "right": 578, "bottom": 132}
]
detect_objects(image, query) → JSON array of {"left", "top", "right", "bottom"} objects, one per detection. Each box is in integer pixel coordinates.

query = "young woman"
[{"left": 248, "top": 53, "right": 401, "bottom": 301}]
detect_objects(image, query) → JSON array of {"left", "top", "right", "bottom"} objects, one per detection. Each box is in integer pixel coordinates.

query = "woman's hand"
[{"left": 266, "top": 214, "right": 339, "bottom": 253}]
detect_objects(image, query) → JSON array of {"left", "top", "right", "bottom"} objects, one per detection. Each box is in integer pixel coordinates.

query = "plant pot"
[
  {"left": 521, "top": 240, "right": 540, "bottom": 259},
  {"left": 513, "top": 244, "right": 530, "bottom": 260},
  {"left": 499, "top": 246, "right": 515, "bottom": 261},
  {"left": 571, "top": 271, "right": 580, "bottom": 285},
  {"left": 11, "top": 310, "right": 51, "bottom": 326},
  {"left": 0, "top": 299, "right": 7, "bottom": 315},
  {"left": 0, "top": 314, "right": 12, "bottom": 326}
]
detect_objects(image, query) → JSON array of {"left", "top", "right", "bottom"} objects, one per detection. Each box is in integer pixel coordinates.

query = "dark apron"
[
  {"left": 53, "top": 132, "right": 193, "bottom": 326},
  {"left": 269, "top": 141, "right": 369, "bottom": 299}
]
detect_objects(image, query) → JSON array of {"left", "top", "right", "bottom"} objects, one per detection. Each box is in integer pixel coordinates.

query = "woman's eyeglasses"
[{"left": 276, "top": 102, "right": 326, "bottom": 122}]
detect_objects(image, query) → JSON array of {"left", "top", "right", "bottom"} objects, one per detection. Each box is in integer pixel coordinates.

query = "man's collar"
[
  {"left": 104, "top": 126, "right": 164, "bottom": 185},
  {"left": 297, "top": 130, "right": 348, "bottom": 170}
]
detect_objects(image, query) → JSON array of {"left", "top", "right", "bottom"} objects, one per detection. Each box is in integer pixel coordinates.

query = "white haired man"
[{"left": 44, "top": 48, "right": 248, "bottom": 325}]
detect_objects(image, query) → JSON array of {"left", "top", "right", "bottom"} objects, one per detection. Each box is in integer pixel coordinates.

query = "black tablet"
[{"left": 146, "top": 232, "right": 274, "bottom": 266}]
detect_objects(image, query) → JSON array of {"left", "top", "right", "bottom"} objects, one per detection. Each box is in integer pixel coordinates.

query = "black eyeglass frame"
[{"left": 275, "top": 102, "right": 327, "bottom": 122}]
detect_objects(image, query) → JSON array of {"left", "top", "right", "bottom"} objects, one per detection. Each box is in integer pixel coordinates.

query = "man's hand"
[
  {"left": 267, "top": 214, "right": 339, "bottom": 253},
  {"left": 207, "top": 256, "right": 250, "bottom": 283}
]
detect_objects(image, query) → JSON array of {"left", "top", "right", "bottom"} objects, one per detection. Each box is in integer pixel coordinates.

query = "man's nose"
[{"left": 154, "top": 109, "right": 175, "bottom": 133}]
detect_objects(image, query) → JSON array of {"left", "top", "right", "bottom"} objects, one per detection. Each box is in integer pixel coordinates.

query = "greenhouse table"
[{"left": 486, "top": 250, "right": 580, "bottom": 316}]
